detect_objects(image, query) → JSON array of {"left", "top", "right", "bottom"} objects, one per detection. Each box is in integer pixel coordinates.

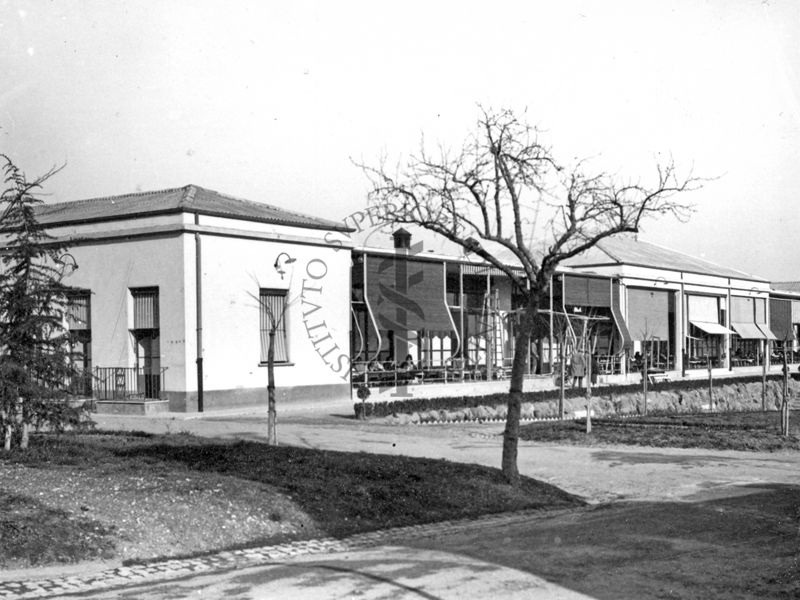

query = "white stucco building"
[{"left": 38, "top": 185, "right": 353, "bottom": 413}]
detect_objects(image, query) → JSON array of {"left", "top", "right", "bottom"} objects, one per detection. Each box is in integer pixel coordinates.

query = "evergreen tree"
[{"left": 0, "top": 155, "right": 87, "bottom": 450}]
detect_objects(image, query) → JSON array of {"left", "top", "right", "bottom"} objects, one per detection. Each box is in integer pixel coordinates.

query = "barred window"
[{"left": 259, "top": 289, "right": 288, "bottom": 363}]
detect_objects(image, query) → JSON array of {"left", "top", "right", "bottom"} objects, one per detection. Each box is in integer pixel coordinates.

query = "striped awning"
[{"left": 461, "top": 263, "right": 519, "bottom": 276}]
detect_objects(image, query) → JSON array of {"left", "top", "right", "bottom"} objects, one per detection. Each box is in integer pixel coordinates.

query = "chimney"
[{"left": 392, "top": 228, "right": 412, "bottom": 251}]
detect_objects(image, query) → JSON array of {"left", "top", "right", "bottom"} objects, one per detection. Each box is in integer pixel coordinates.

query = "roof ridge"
[
  {"left": 38, "top": 186, "right": 188, "bottom": 210},
  {"left": 190, "top": 184, "right": 338, "bottom": 225}
]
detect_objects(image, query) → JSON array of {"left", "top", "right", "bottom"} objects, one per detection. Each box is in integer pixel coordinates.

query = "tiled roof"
[
  {"left": 34, "top": 185, "right": 350, "bottom": 231},
  {"left": 771, "top": 281, "right": 800, "bottom": 294},
  {"left": 563, "top": 236, "right": 766, "bottom": 282}
]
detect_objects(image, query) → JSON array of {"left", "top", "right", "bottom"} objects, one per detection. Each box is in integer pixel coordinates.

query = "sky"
[{"left": 2, "top": 0, "right": 799, "bottom": 280}]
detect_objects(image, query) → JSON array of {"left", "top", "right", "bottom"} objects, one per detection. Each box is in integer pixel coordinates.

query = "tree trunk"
[
  {"left": 267, "top": 330, "right": 277, "bottom": 446},
  {"left": 558, "top": 339, "right": 565, "bottom": 419},
  {"left": 502, "top": 307, "right": 535, "bottom": 484},
  {"left": 18, "top": 398, "right": 28, "bottom": 450},
  {"left": 781, "top": 353, "right": 790, "bottom": 437},
  {"left": 585, "top": 350, "right": 592, "bottom": 433},
  {"left": 2, "top": 409, "right": 10, "bottom": 451},
  {"left": 20, "top": 422, "right": 28, "bottom": 450},
  {"left": 643, "top": 349, "right": 648, "bottom": 415}
]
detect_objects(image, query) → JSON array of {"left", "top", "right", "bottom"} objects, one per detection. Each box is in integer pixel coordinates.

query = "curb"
[{"left": 0, "top": 508, "right": 573, "bottom": 598}]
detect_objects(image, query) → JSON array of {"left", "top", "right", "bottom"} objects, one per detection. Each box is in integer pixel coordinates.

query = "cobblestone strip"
[{"left": 0, "top": 509, "right": 567, "bottom": 598}]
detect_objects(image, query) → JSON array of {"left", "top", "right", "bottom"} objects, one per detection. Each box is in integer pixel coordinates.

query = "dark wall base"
[
  {"left": 95, "top": 400, "right": 170, "bottom": 415},
  {"left": 163, "top": 383, "right": 351, "bottom": 413}
]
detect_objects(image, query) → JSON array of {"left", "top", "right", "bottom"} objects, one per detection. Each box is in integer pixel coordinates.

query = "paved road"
[{"left": 50, "top": 547, "right": 593, "bottom": 600}]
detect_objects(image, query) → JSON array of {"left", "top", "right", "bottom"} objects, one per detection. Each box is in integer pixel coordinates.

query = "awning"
[
  {"left": 563, "top": 275, "right": 611, "bottom": 308},
  {"left": 611, "top": 280, "right": 633, "bottom": 351},
  {"left": 730, "top": 322, "right": 767, "bottom": 339},
  {"left": 627, "top": 287, "right": 670, "bottom": 340},
  {"left": 770, "top": 298, "right": 794, "bottom": 341},
  {"left": 758, "top": 324, "right": 777, "bottom": 340},
  {"left": 365, "top": 255, "right": 455, "bottom": 334},
  {"left": 690, "top": 321, "right": 734, "bottom": 335}
]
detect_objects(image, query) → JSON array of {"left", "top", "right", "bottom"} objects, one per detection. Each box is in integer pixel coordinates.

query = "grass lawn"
[
  {"left": 0, "top": 431, "right": 582, "bottom": 569},
  {"left": 520, "top": 409, "right": 800, "bottom": 451}
]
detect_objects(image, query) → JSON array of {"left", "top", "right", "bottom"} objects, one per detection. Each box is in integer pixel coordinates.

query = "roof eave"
[{"left": 36, "top": 206, "right": 354, "bottom": 233}]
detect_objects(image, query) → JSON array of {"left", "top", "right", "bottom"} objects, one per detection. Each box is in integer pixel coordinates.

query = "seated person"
[
  {"left": 367, "top": 359, "right": 385, "bottom": 372},
  {"left": 632, "top": 351, "right": 643, "bottom": 372},
  {"left": 399, "top": 354, "right": 422, "bottom": 383},
  {"left": 399, "top": 354, "right": 417, "bottom": 371}
]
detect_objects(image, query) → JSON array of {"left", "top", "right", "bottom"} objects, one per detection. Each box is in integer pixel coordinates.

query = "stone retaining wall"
[{"left": 386, "top": 380, "right": 796, "bottom": 425}]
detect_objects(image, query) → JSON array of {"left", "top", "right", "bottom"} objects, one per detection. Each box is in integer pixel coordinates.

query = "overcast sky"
[{"left": 3, "top": 0, "right": 799, "bottom": 280}]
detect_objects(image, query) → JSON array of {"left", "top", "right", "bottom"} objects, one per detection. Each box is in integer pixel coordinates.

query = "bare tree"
[
  {"left": 253, "top": 272, "right": 300, "bottom": 446},
  {"left": 257, "top": 293, "right": 290, "bottom": 446},
  {"left": 359, "top": 107, "right": 701, "bottom": 483}
]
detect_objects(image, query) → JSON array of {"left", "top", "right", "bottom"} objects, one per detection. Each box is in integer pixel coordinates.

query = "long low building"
[{"left": 30, "top": 186, "right": 800, "bottom": 412}]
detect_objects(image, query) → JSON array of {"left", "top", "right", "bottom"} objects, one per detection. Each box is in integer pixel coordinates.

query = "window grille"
[{"left": 260, "top": 289, "right": 288, "bottom": 363}]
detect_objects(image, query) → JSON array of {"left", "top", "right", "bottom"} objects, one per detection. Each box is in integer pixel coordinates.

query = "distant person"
[
  {"left": 569, "top": 351, "right": 586, "bottom": 388},
  {"left": 367, "top": 359, "right": 384, "bottom": 372}
]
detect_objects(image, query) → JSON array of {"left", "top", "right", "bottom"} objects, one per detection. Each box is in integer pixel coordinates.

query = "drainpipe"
[{"left": 195, "top": 213, "right": 204, "bottom": 412}]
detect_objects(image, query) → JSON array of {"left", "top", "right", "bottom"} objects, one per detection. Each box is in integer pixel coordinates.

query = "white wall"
[
  {"left": 61, "top": 235, "right": 188, "bottom": 393},
  {"left": 193, "top": 233, "right": 351, "bottom": 393}
]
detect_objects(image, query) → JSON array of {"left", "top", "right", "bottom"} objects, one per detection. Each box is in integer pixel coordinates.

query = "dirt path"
[
  {"left": 94, "top": 412, "right": 800, "bottom": 504},
  {"left": 80, "top": 413, "right": 800, "bottom": 598}
]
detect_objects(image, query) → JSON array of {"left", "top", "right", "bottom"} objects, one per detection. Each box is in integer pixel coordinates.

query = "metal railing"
[{"left": 93, "top": 366, "right": 167, "bottom": 401}]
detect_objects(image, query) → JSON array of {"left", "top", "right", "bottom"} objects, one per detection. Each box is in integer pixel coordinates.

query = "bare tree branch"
[{"left": 355, "top": 107, "right": 703, "bottom": 483}]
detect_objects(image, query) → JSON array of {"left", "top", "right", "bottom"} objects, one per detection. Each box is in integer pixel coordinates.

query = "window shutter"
[
  {"left": 66, "top": 293, "right": 90, "bottom": 331},
  {"left": 132, "top": 289, "right": 159, "bottom": 329}
]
